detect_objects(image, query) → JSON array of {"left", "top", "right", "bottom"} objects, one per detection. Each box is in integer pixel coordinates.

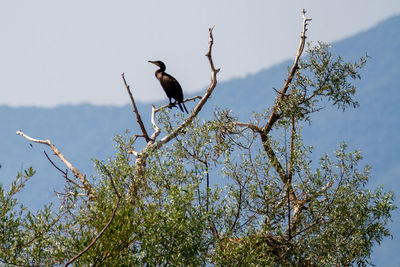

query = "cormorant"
[{"left": 148, "top": 60, "right": 189, "bottom": 113}]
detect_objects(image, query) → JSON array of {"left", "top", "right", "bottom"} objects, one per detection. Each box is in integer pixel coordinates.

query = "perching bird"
[{"left": 148, "top": 60, "right": 188, "bottom": 113}]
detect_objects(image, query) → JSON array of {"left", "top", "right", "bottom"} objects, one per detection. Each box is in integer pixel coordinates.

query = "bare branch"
[
  {"left": 264, "top": 9, "right": 311, "bottom": 133},
  {"left": 127, "top": 27, "right": 220, "bottom": 201},
  {"left": 155, "top": 32, "right": 219, "bottom": 148},
  {"left": 150, "top": 105, "right": 161, "bottom": 142},
  {"left": 16, "top": 130, "right": 95, "bottom": 200},
  {"left": 122, "top": 73, "right": 151, "bottom": 142},
  {"left": 149, "top": 27, "right": 220, "bottom": 150}
]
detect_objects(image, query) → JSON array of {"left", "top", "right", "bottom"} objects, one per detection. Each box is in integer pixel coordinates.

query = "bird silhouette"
[{"left": 148, "top": 60, "right": 188, "bottom": 113}]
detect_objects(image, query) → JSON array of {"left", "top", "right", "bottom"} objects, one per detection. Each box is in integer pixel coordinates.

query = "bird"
[{"left": 148, "top": 60, "right": 189, "bottom": 113}]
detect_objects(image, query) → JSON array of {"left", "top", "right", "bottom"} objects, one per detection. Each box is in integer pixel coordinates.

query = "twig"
[
  {"left": 122, "top": 73, "right": 151, "bottom": 142},
  {"left": 43, "top": 151, "right": 82, "bottom": 188},
  {"left": 153, "top": 96, "right": 202, "bottom": 113},
  {"left": 100, "top": 164, "right": 121, "bottom": 199},
  {"left": 228, "top": 172, "right": 244, "bottom": 235},
  {"left": 16, "top": 130, "right": 95, "bottom": 200}
]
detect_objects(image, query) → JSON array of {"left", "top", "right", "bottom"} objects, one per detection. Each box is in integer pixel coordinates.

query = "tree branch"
[
  {"left": 289, "top": 180, "right": 334, "bottom": 233},
  {"left": 153, "top": 26, "right": 220, "bottom": 149},
  {"left": 264, "top": 9, "right": 311, "bottom": 133},
  {"left": 127, "top": 27, "right": 220, "bottom": 201},
  {"left": 122, "top": 73, "right": 151, "bottom": 143},
  {"left": 16, "top": 130, "right": 95, "bottom": 200},
  {"left": 233, "top": 122, "right": 262, "bottom": 133},
  {"left": 257, "top": 10, "right": 312, "bottom": 207}
]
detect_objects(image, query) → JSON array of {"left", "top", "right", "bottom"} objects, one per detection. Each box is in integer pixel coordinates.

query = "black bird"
[{"left": 148, "top": 60, "right": 188, "bottom": 113}]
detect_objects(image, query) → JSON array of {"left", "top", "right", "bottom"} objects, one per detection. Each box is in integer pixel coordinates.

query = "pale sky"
[{"left": 1, "top": 0, "right": 399, "bottom": 107}]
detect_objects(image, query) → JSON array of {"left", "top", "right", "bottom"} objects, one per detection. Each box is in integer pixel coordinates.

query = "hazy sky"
[{"left": 1, "top": 1, "right": 399, "bottom": 107}]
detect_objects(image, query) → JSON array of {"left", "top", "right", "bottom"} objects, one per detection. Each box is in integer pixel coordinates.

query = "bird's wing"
[{"left": 161, "top": 73, "right": 184, "bottom": 101}]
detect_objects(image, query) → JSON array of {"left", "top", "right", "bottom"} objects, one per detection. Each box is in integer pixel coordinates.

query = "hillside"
[{"left": 1, "top": 14, "right": 399, "bottom": 265}]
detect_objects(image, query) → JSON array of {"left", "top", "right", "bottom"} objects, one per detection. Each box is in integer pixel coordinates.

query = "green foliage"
[
  {"left": 0, "top": 42, "right": 395, "bottom": 266},
  {"left": 0, "top": 167, "right": 68, "bottom": 266}
]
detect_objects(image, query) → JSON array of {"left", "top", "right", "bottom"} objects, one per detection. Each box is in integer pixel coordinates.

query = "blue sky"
[{"left": 1, "top": 0, "right": 399, "bottom": 107}]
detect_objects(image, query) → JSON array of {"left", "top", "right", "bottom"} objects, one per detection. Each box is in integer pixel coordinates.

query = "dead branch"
[
  {"left": 127, "top": 27, "right": 220, "bottom": 201},
  {"left": 122, "top": 73, "right": 151, "bottom": 142},
  {"left": 150, "top": 105, "right": 161, "bottom": 141},
  {"left": 153, "top": 26, "right": 220, "bottom": 149},
  {"left": 264, "top": 9, "right": 311, "bottom": 133},
  {"left": 16, "top": 130, "right": 95, "bottom": 200}
]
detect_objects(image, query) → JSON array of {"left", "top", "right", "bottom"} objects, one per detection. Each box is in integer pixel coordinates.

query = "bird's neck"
[{"left": 155, "top": 69, "right": 164, "bottom": 78}]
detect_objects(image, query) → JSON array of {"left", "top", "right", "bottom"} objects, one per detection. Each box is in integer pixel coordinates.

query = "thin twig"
[
  {"left": 43, "top": 151, "right": 82, "bottom": 188},
  {"left": 153, "top": 96, "right": 202, "bottom": 113},
  {"left": 43, "top": 150, "right": 67, "bottom": 176}
]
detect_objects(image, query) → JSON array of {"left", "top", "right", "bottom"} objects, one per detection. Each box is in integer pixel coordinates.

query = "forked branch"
[
  {"left": 127, "top": 27, "right": 220, "bottom": 200},
  {"left": 233, "top": 9, "right": 312, "bottom": 213},
  {"left": 153, "top": 26, "right": 220, "bottom": 149}
]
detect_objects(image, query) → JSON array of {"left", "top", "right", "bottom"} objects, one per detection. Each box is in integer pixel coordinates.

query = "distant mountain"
[{"left": 1, "top": 14, "right": 399, "bottom": 266}]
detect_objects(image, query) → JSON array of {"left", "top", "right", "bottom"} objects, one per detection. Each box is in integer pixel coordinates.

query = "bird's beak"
[{"left": 148, "top": 60, "right": 156, "bottom": 65}]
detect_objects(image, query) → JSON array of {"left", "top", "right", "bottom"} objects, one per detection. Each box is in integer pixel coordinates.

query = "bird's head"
[{"left": 148, "top": 60, "right": 166, "bottom": 71}]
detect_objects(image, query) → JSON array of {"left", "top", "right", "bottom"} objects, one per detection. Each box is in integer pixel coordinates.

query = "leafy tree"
[{"left": 1, "top": 10, "right": 395, "bottom": 266}]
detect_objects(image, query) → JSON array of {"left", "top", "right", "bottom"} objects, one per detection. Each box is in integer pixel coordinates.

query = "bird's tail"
[{"left": 178, "top": 102, "right": 189, "bottom": 114}]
